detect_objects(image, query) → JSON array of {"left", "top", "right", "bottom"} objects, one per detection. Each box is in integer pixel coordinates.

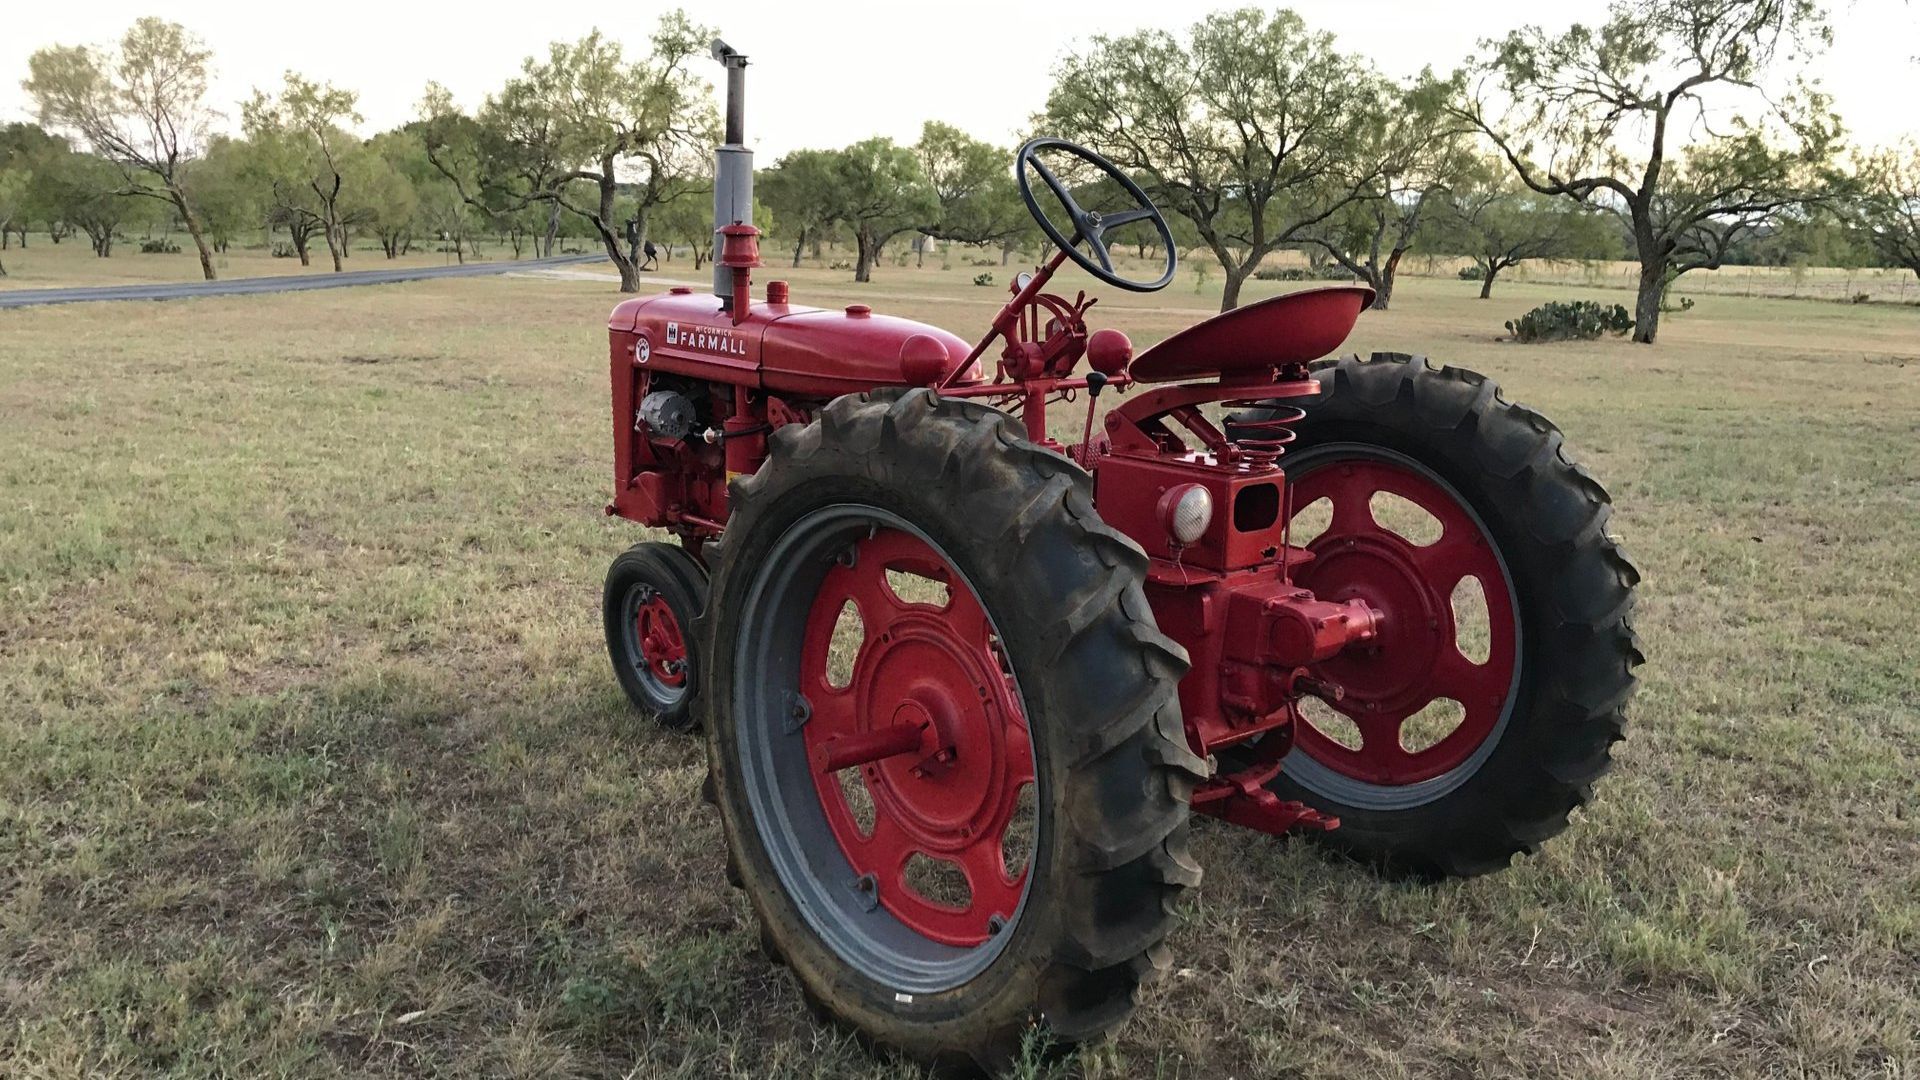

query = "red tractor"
[{"left": 600, "top": 44, "right": 1640, "bottom": 1072}]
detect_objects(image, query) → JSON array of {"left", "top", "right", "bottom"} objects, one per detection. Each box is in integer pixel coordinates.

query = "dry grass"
[{"left": 1, "top": 254, "right": 1917, "bottom": 1078}]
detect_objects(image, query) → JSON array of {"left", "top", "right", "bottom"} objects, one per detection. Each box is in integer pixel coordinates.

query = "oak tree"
[
  {"left": 420, "top": 14, "right": 717, "bottom": 291},
  {"left": 24, "top": 18, "right": 223, "bottom": 279},
  {"left": 1453, "top": 0, "right": 1840, "bottom": 342},
  {"left": 1044, "top": 7, "right": 1381, "bottom": 310},
  {"left": 1851, "top": 141, "right": 1920, "bottom": 283}
]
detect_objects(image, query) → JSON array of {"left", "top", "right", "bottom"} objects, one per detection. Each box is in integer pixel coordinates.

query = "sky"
[{"left": 2, "top": 0, "right": 1917, "bottom": 159}]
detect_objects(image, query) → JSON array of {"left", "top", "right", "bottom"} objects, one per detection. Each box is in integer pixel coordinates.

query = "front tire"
[
  {"left": 604, "top": 541, "right": 707, "bottom": 730},
  {"left": 700, "top": 389, "right": 1205, "bottom": 1071},
  {"left": 1234, "top": 353, "right": 1642, "bottom": 878}
]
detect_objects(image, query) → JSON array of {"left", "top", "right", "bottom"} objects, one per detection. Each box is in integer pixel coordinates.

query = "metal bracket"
[{"left": 783, "top": 691, "right": 812, "bottom": 733}]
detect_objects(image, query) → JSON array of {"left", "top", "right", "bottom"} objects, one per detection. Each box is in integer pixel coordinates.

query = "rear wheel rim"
[
  {"left": 1281, "top": 444, "right": 1521, "bottom": 809},
  {"left": 732, "top": 505, "right": 1038, "bottom": 992}
]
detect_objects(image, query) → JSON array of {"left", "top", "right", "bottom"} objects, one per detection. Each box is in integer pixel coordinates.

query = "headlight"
[{"left": 1160, "top": 484, "right": 1213, "bottom": 546}]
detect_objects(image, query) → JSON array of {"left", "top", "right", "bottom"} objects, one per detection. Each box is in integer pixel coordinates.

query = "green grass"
[{"left": 1, "top": 258, "right": 1917, "bottom": 1078}]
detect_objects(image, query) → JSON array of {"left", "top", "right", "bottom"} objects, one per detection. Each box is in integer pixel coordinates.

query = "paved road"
[{"left": 0, "top": 253, "right": 604, "bottom": 310}]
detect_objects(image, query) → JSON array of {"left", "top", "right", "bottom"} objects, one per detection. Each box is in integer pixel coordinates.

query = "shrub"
[
  {"left": 1457, "top": 264, "right": 1486, "bottom": 281},
  {"left": 972, "top": 271, "right": 994, "bottom": 287},
  {"left": 968, "top": 257, "right": 998, "bottom": 267},
  {"left": 270, "top": 243, "right": 297, "bottom": 259},
  {"left": 139, "top": 238, "right": 181, "bottom": 254},
  {"left": 1254, "top": 264, "right": 1357, "bottom": 282},
  {"left": 1504, "top": 300, "right": 1634, "bottom": 342}
]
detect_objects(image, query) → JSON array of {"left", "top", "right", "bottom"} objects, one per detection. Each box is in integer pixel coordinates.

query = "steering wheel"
[{"left": 1016, "top": 137, "right": 1176, "bottom": 293}]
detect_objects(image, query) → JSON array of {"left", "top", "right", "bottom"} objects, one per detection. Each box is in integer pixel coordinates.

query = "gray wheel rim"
[
  {"left": 1280, "top": 443, "right": 1524, "bottom": 811},
  {"left": 731, "top": 504, "right": 1038, "bottom": 993}
]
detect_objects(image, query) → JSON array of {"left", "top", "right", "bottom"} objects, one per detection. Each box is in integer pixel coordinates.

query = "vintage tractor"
[{"left": 599, "top": 43, "right": 1640, "bottom": 1072}]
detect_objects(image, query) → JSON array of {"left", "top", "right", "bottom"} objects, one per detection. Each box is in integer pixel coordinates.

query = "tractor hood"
[{"left": 610, "top": 288, "right": 980, "bottom": 396}]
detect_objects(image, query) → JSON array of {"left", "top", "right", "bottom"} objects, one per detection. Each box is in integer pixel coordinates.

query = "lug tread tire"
[
  {"left": 700, "top": 388, "right": 1204, "bottom": 1072},
  {"left": 603, "top": 541, "right": 708, "bottom": 731},
  {"left": 1250, "top": 353, "right": 1642, "bottom": 879}
]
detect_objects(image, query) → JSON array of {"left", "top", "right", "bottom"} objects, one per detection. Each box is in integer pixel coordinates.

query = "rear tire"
[
  {"left": 1232, "top": 353, "right": 1642, "bottom": 878},
  {"left": 604, "top": 541, "right": 707, "bottom": 730},
  {"left": 700, "top": 388, "right": 1205, "bottom": 1071}
]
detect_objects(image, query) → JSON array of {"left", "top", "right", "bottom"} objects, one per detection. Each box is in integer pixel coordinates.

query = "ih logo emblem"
[{"left": 665, "top": 321, "right": 678, "bottom": 345}]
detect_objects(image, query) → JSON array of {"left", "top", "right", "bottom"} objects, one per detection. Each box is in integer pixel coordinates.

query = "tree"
[
  {"left": 1, "top": 123, "right": 66, "bottom": 248},
  {"left": 1438, "top": 171, "right": 1619, "bottom": 298},
  {"left": 420, "top": 14, "right": 717, "bottom": 291},
  {"left": 915, "top": 121, "right": 1027, "bottom": 260},
  {"left": 1299, "top": 76, "right": 1475, "bottom": 309},
  {"left": 1452, "top": 0, "right": 1841, "bottom": 343},
  {"left": 1851, "top": 141, "right": 1920, "bottom": 283},
  {"left": 23, "top": 18, "right": 222, "bottom": 280},
  {"left": 31, "top": 150, "right": 132, "bottom": 256},
  {"left": 185, "top": 136, "right": 263, "bottom": 254},
  {"left": 244, "top": 74, "right": 365, "bottom": 272},
  {"left": 0, "top": 169, "right": 26, "bottom": 274},
  {"left": 760, "top": 149, "right": 841, "bottom": 268},
  {"left": 1044, "top": 7, "right": 1382, "bottom": 310},
  {"left": 654, "top": 192, "right": 713, "bottom": 270},
  {"left": 827, "top": 138, "right": 937, "bottom": 282}
]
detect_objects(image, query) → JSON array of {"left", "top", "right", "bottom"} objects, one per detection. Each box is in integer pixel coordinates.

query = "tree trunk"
[
  {"left": 1219, "top": 265, "right": 1247, "bottom": 312},
  {"left": 543, "top": 202, "right": 561, "bottom": 257},
  {"left": 1479, "top": 267, "right": 1496, "bottom": 299},
  {"left": 855, "top": 227, "right": 875, "bottom": 283},
  {"left": 164, "top": 187, "right": 218, "bottom": 281},
  {"left": 1371, "top": 249, "right": 1404, "bottom": 310},
  {"left": 1632, "top": 259, "right": 1663, "bottom": 344},
  {"left": 792, "top": 227, "right": 805, "bottom": 269},
  {"left": 1001, "top": 243, "right": 1013, "bottom": 266}
]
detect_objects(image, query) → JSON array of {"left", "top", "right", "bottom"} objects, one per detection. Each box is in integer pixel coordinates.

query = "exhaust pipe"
[{"left": 711, "top": 39, "right": 752, "bottom": 306}]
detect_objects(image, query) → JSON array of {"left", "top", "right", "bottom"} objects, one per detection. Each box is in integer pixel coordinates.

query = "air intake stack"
[{"left": 710, "top": 39, "right": 753, "bottom": 307}]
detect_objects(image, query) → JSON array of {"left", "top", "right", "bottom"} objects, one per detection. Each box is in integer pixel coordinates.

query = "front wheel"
[
  {"left": 604, "top": 541, "right": 707, "bottom": 730},
  {"left": 700, "top": 389, "right": 1205, "bottom": 1071},
  {"left": 1233, "top": 353, "right": 1642, "bottom": 878}
]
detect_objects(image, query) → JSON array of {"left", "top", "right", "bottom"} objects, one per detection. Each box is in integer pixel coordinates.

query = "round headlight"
[{"left": 1161, "top": 484, "right": 1213, "bottom": 546}]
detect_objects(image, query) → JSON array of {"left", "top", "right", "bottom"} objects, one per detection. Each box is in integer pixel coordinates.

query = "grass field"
[{"left": 2, "top": 256, "right": 1917, "bottom": 1078}]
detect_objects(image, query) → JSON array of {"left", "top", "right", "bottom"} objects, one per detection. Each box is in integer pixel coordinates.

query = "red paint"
[
  {"left": 1285, "top": 457, "right": 1517, "bottom": 784},
  {"left": 1130, "top": 285, "right": 1375, "bottom": 384},
  {"left": 636, "top": 594, "right": 688, "bottom": 687},
  {"left": 797, "top": 527, "right": 1032, "bottom": 947}
]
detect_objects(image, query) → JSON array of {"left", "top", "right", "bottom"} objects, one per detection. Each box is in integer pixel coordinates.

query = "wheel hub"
[
  {"left": 1285, "top": 450, "right": 1520, "bottom": 790},
  {"left": 634, "top": 590, "right": 688, "bottom": 687},
  {"left": 795, "top": 526, "right": 1035, "bottom": 947}
]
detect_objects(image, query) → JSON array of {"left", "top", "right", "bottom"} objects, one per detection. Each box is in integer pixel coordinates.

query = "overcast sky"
[{"left": 3, "top": 0, "right": 1916, "bottom": 159}]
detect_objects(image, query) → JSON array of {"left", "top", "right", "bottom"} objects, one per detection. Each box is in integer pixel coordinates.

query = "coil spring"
[{"left": 1224, "top": 401, "right": 1304, "bottom": 468}]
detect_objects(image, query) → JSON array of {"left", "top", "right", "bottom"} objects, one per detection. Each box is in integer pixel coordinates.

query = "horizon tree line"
[{"left": 5, "top": 4, "right": 1919, "bottom": 343}]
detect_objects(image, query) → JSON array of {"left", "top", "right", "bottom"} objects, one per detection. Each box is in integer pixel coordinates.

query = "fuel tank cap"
[{"left": 845, "top": 304, "right": 871, "bottom": 318}]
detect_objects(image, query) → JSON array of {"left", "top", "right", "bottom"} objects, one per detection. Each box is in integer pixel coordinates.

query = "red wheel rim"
[
  {"left": 1286, "top": 451, "right": 1519, "bottom": 788},
  {"left": 635, "top": 593, "right": 688, "bottom": 688},
  {"left": 798, "top": 527, "right": 1033, "bottom": 947}
]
